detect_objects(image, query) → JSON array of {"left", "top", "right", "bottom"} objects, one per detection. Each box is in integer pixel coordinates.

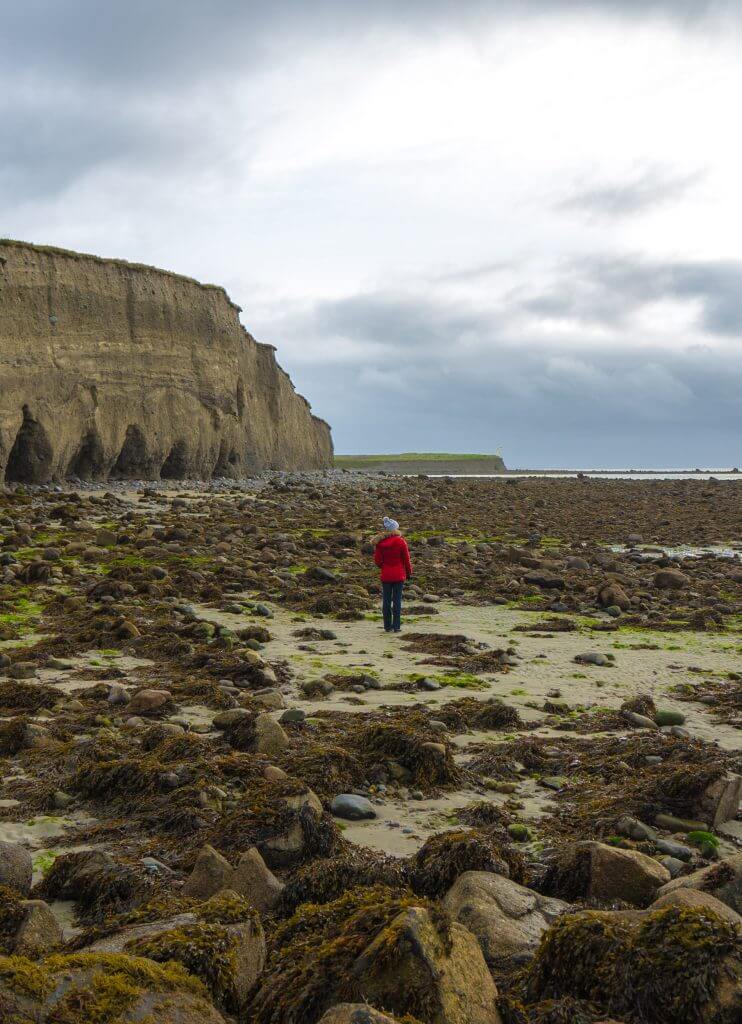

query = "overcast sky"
[{"left": 2, "top": 1, "right": 741, "bottom": 467}]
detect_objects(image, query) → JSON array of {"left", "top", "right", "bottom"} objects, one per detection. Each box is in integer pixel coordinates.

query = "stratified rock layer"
[{"left": 0, "top": 239, "right": 332, "bottom": 482}]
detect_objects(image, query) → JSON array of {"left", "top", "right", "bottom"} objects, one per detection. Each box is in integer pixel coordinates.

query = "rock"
[
  {"left": 182, "top": 844, "right": 233, "bottom": 899},
  {"left": 8, "top": 662, "right": 37, "bottom": 680},
  {"left": 616, "top": 816, "right": 657, "bottom": 842},
  {"left": 0, "top": 841, "right": 32, "bottom": 895},
  {"left": 693, "top": 772, "right": 742, "bottom": 827},
  {"left": 330, "top": 794, "right": 377, "bottom": 820},
  {"left": 418, "top": 677, "right": 441, "bottom": 691},
  {"left": 555, "top": 841, "right": 670, "bottom": 907},
  {"left": 0, "top": 954, "right": 228, "bottom": 1023},
  {"left": 280, "top": 708, "right": 306, "bottom": 724},
  {"left": 107, "top": 683, "right": 130, "bottom": 705},
  {"left": 128, "top": 688, "right": 171, "bottom": 713},
  {"left": 523, "top": 904, "right": 740, "bottom": 1024},
  {"left": 524, "top": 570, "right": 564, "bottom": 589},
  {"left": 575, "top": 652, "right": 609, "bottom": 666},
  {"left": 12, "top": 899, "right": 63, "bottom": 956},
  {"left": 229, "top": 847, "right": 284, "bottom": 914},
  {"left": 443, "top": 871, "right": 569, "bottom": 968},
  {"left": 352, "top": 906, "right": 503, "bottom": 1024},
  {"left": 655, "top": 813, "right": 708, "bottom": 832},
  {"left": 658, "top": 856, "right": 686, "bottom": 878},
  {"left": 212, "top": 708, "right": 253, "bottom": 729},
  {"left": 654, "top": 709, "right": 686, "bottom": 726},
  {"left": 319, "top": 1006, "right": 403, "bottom": 1024},
  {"left": 623, "top": 711, "right": 658, "bottom": 730},
  {"left": 655, "top": 838, "right": 693, "bottom": 861},
  {"left": 651, "top": 886, "right": 742, "bottom": 927},
  {"left": 253, "top": 713, "right": 289, "bottom": 755},
  {"left": 655, "top": 854, "right": 742, "bottom": 914},
  {"left": 653, "top": 568, "right": 689, "bottom": 589},
  {"left": 598, "top": 582, "right": 631, "bottom": 610}
]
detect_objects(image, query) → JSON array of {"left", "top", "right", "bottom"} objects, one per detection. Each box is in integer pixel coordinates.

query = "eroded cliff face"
[{"left": 0, "top": 239, "right": 332, "bottom": 483}]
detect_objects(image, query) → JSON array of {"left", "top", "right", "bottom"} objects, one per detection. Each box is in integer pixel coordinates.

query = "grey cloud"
[
  {"left": 261, "top": 281, "right": 742, "bottom": 465},
  {"left": 558, "top": 169, "right": 704, "bottom": 218},
  {"left": 526, "top": 256, "right": 742, "bottom": 336}
]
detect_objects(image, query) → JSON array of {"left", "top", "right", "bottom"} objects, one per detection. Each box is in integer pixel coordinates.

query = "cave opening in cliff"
[
  {"left": 110, "top": 425, "right": 150, "bottom": 479},
  {"left": 67, "top": 428, "right": 106, "bottom": 480},
  {"left": 4, "top": 406, "right": 53, "bottom": 484},
  {"left": 160, "top": 440, "right": 189, "bottom": 479},
  {"left": 213, "top": 443, "right": 240, "bottom": 477}
]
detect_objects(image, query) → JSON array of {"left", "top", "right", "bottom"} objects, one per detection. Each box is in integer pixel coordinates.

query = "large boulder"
[
  {"left": 693, "top": 772, "right": 742, "bottom": 827},
  {"left": 229, "top": 847, "right": 284, "bottom": 914},
  {"left": 655, "top": 854, "right": 742, "bottom": 915},
  {"left": 0, "top": 952, "right": 227, "bottom": 1023},
  {"left": 651, "top": 887, "right": 742, "bottom": 927},
  {"left": 545, "top": 841, "right": 670, "bottom": 907},
  {"left": 598, "top": 581, "right": 631, "bottom": 610},
  {"left": 0, "top": 841, "right": 32, "bottom": 896},
  {"left": 443, "top": 871, "right": 569, "bottom": 968},
  {"left": 521, "top": 904, "right": 740, "bottom": 1024},
  {"left": 83, "top": 892, "right": 265, "bottom": 1014},
  {"left": 253, "top": 713, "right": 289, "bottom": 755},
  {"left": 182, "top": 844, "right": 233, "bottom": 899},
  {"left": 352, "top": 906, "right": 502, "bottom": 1024},
  {"left": 653, "top": 569, "right": 689, "bottom": 590}
]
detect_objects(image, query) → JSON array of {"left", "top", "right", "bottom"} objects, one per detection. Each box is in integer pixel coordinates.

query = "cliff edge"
[{"left": 0, "top": 239, "right": 332, "bottom": 483}]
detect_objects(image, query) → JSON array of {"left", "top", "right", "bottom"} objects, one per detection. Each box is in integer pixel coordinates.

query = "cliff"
[{"left": 0, "top": 239, "right": 332, "bottom": 483}]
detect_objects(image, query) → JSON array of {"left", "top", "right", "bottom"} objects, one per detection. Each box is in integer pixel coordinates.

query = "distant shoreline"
[{"left": 334, "top": 454, "right": 738, "bottom": 477}]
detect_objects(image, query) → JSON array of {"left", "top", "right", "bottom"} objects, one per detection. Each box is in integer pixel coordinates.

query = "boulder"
[
  {"left": 653, "top": 568, "right": 689, "bottom": 590},
  {"left": 443, "top": 871, "right": 569, "bottom": 968},
  {"left": 522, "top": 904, "right": 740, "bottom": 1024},
  {"left": 12, "top": 899, "right": 64, "bottom": 956},
  {"left": 651, "top": 886, "right": 742, "bottom": 927},
  {"left": 182, "top": 844, "right": 233, "bottom": 899},
  {"left": 330, "top": 794, "right": 377, "bottom": 821},
  {"left": 352, "top": 906, "right": 503, "bottom": 1024},
  {"left": 693, "top": 771, "right": 742, "bottom": 827},
  {"left": 655, "top": 854, "right": 742, "bottom": 914},
  {"left": 598, "top": 582, "right": 631, "bottom": 610},
  {"left": 128, "top": 688, "right": 171, "bottom": 713},
  {"left": 0, "top": 953, "right": 228, "bottom": 1023},
  {"left": 253, "top": 713, "right": 289, "bottom": 755},
  {"left": 550, "top": 841, "right": 670, "bottom": 907},
  {"left": 0, "top": 841, "right": 32, "bottom": 896},
  {"left": 229, "top": 847, "right": 284, "bottom": 914},
  {"left": 83, "top": 894, "right": 266, "bottom": 1014}
]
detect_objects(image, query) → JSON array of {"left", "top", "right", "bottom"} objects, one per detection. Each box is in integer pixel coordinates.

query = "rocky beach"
[{"left": 0, "top": 471, "right": 739, "bottom": 1023}]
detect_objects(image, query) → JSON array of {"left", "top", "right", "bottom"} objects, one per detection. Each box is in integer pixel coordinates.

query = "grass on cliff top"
[{"left": 334, "top": 452, "right": 502, "bottom": 465}]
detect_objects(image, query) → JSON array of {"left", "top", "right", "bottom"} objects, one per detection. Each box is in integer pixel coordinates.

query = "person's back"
[{"left": 373, "top": 517, "right": 412, "bottom": 632}]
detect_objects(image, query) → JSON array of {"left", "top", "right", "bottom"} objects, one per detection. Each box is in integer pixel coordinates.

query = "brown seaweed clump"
[
  {"left": 277, "top": 849, "right": 406, "bottom": 917},
  {"left": 359, "top": 721, "right": 462, "bottom": 788},
  {"left": 435, "top": 697, "right": 522, "bottom": 733},
  {"left": 518, "top": 905, "right": 741, "bottom": 1024},
  {"left": 248, "top": 885, "right": 445, "bottom": 1024},
  {"left": 408, "top": 829, "right": 524, "bottom": 896}
]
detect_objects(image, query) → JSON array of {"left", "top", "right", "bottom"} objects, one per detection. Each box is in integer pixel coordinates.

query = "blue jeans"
[{"left": 382, "top": 581, "right": 404, "bottom": 631}]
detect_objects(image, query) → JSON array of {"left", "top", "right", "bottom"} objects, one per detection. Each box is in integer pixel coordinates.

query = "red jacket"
[{"left": 374, "top": 533, "right": 412, "bottom": 583}]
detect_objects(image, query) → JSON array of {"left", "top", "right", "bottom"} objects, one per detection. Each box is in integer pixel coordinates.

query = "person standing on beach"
[{"left": 373, "top": 516, "right": 412, "bottom": 633}]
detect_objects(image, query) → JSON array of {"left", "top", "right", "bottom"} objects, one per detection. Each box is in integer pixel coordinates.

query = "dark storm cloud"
[
  {"left": 558, "top": 169, "right": 704, "bottom": 218},
  {"left": 270, "top": 269, "right": 741, "bottom": 465},
  {"left": 526, "top": 256, "right": 742, "bottom": 336}
]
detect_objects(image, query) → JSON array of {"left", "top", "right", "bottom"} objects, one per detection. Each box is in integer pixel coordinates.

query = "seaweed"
[
  {"left": 408, "top": 829, "right": 524, "bottom": 896},
  {"left": 520, "top": 905, "right": 741, "bottom": 1024},
  {"left": 248, "top": 885, "right": 446, "bottom": 1024},
  {"left": 278, "top": 850, "right": 406, "bottom": 917}
]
